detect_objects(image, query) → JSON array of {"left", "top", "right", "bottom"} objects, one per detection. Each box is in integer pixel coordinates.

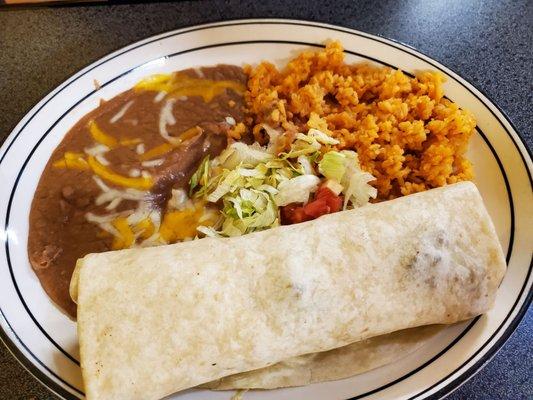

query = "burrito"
[
  {"left": 204, "top": 324, "right": 444, "bottom": 390},
  {"left": 71, "top": 181, "right": 506, "bottom": 400}
]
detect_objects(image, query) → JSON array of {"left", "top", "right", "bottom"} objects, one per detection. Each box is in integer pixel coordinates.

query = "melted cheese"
[
  {"left": 159, "top": 205, "right": 205, "bottom": 242},
  {"left": 93, "top": 176, "right": 146, "bottom": 210},
  {"left": 139, "top": 143, "right": 174, "bottom": 161},
  {"left": 111, "top": 217, "right": 135, "bottom": 250},
  {"left": 73, "top": 72, "right": 244, "bottom": 249},
  {"left": 141, "top": 159, "right": 164, "bottom": 168},
  {"left": 89, "top": 120, "right": 140, "bottom": 148},
  {"left": 119, "top": 138, "right": 142, "bottom": 146},
  {"left": 139, "top": 125, "right": 203, "bottom": 162},
  {"left": 179, "top": 126, "right": 202, "bottom": 141},
  {"left": 135, "top": 72, "right": 245, "bottom": 102},
  {"left": 110, "top": 100, "right": 134, "bottom": 124},
  {"left": 159, "top": 98, "right": 180, "bottom": 145},
  {"left": 89, "top": 120, "right": 118, "bottom": 148},
  {"left": 52, "top": 152, "right": 89, "bottom": 170},
  {"left": 133, "top": 218, "right": 155, "bottom": 240},
  {"left": 87, "top": 156, "right": 153, "bottom": 190}
]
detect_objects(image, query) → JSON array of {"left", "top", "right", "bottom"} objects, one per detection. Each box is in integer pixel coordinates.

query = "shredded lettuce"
[
  {"left": 189, "top": 156, "right": 209, "bottom": 196},
  {"left": 219, "top": 188, "right": 279, "bottom": 236},
  {"left": 196, "top": 225, "right": 221, "bottom": 238},
  {"left": 282, "top": 138, "right": 320, "bottom": 158},
  {"left": 195, "top": 153, "right": 297, "bottom": 236},
  {"left": 308, "top": 128, "right": 340, "bottom": 145},
  {"left": 297, "top": 155, "right": 315, "bottom": 175},
  {"left": 274, "top": 175, "right": 320, "bottom": 206},
  {"left": 318, "top": 151, "right": 346, "bottom": 182},
  {"left": 323, "top": 179, "right": 344, "bottom": 195},
  {"left": 339, "top": 151, "right": 377, "bottom": 209},
  {"left": 191, "top": 128, "right": 376, "bottom": 238},
  {"left": 262, "top": 124, "right": 283, "bottom": 154},
  {"left": 217, "top": 142, "right": 273, "bottom": 170},
  {"left": 206, "top": 169, "right": 245, "bottom": 203},
  {"left": 318, "top": 150, "right": 377, "bottom": 208},
  {"left": 281, "top": 129, "right": 339, "bottom": 159}
]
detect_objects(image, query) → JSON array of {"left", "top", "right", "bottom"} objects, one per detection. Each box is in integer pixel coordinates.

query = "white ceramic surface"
[{"left": 0, "top": 19, "right": 531, "bottom": 400}]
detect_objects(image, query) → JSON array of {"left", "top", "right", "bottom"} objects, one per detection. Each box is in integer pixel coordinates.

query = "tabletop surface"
[{"left": 0, "top": 1, "right": 531, "bottom": 399}]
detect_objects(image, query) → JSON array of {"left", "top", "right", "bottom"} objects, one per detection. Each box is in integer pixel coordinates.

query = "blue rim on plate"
[{"left": 0, "top": 19, "right": 531, "bottom": 400}]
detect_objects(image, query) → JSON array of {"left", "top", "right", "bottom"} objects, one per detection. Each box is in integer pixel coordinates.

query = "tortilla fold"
[
  {"left": 203, "top": 324, "right": 444, "bottom": 390},
  {"left": 71, "top": 181, "right": 506, "bottom": 400}
]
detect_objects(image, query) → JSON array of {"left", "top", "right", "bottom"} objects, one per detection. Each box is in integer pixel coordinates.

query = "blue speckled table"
[{"left": 0, "top": 1, "right": 531, "bottom": 399}]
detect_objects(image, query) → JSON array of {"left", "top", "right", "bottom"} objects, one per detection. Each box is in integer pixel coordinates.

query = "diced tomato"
[
  {"left": 280, "top": 203, "right": 298, "bottom": 221},
  {"left": 314, "top": 186, "right": 331, "bottom": 200},
  {"left": 281, "top": 203, "right": 310, "bottom": 225},
  {"left": 302, "top": 198, "right": 330, "bottom": 218},
  {"left": 292, "top": 207, "right": 310, "bottom": 224},
  {"left": 280, "top": 183, "right": 344, "bottom": 225},
  {"left": 313, "top": 186, "right": 343, "bottom": 213},
  {"left": 325, "top": 194, "right": 343, "bottom": 212}
]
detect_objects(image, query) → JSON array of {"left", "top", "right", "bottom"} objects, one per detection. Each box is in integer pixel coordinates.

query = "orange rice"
[{"left": 242, "top": 41, "right": 475, "bottom": 200}]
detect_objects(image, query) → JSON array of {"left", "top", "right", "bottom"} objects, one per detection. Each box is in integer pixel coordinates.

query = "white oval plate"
[{"left": 0, "top": 19, "right": 531, "bottom": 400}]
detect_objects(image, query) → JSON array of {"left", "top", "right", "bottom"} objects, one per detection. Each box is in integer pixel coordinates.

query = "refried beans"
[{"left": 28, "top": 65, "right": 247, "bottom": 318}]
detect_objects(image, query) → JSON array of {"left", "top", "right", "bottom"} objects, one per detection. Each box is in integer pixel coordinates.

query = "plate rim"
[{"left": 0, "top": 18, "right": 531, "bottom": 400}]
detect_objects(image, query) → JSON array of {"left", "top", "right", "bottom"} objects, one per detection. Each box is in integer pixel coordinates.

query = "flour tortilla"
[
  {"left": 71, "top": 182, "right": 506, "bottom": 400},
  {"left": 204, "top": 324, "right": 444, "bottom": 390}
]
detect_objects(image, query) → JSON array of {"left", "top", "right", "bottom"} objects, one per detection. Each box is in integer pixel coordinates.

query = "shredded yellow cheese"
[
  {"left": 139, "top": 143, "right": 174, "bottom": 161},
  {"left": 159, "top": 206, "right": 204, "bottom": 242},
  {"left": 89, "top": 120, "right": 140, "bottom": 148},
  {"left": 134, "top": 72, "right": 246, "bottom": 102},
  {"left": 179, "top": 126, "right": 202, "bottom": 141},
  {"left": 119, "top": 137, "right": 142, "bottom": 146},
  {"left": 52, "top": 152, "right": 89, "bottom": 170},
  {"left": 133, "top": 218, "right": 155, "bottom": 240},
  {"left": 87, "top": 156, "right": 153, "bottom": 190},
  {"left": 111, "top": 217, "right": 135, "bottom": 250},
  {"left": 134, "top": 74, "right": 170, "bottom": 91},
  {"left": 139, "top": 127, "right": 202, "bottom": 161},
  {"left": 89, "top": 120, "right": 118, "bottom": 148}
]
